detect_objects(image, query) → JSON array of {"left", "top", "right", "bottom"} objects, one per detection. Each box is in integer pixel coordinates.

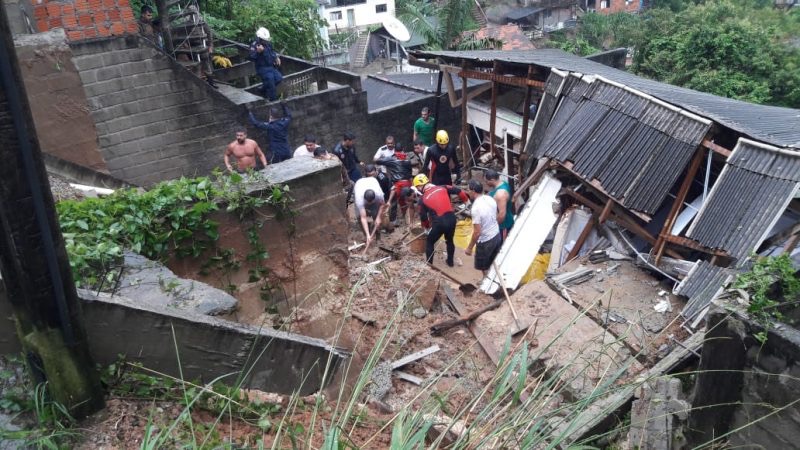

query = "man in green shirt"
[
  {"left": 485, "top": 169, "right": 514, "bottom": 240},
  {"left": 413, "top": 107, "right": 436, "bottom": 146}
]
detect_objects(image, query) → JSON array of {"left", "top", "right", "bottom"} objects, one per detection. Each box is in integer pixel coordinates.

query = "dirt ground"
[{"left": 4, "top": 199, "right": 697, "bottom": 448}]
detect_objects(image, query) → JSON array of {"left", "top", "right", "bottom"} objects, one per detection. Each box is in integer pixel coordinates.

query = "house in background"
[
  {"left": 505, "top": 3, "right": 576, "bottom": 34},
  {"left": 323, "top": 0, "right": 396, "bottom": 31},
  {"left": 468, "top": 24, "right": 537, "bottom": 51},
  {"left": 584, "top": 0, "right": 642, "bottom": 14}
]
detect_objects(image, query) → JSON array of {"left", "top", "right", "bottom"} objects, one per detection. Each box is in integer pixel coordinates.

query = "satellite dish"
[{"left": 382, "top": 16, "right": 411, "bottom": 42}]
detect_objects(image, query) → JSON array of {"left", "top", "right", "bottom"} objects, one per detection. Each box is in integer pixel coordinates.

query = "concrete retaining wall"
[
  {"left": 688, "top": 305, "right": 800, "bottom": 447},
  {"left": 14, "top": 29, "right": 107, "bottom": 172},
  {"left": 167, "top": 158, "right": 349, "bottom": 304}
]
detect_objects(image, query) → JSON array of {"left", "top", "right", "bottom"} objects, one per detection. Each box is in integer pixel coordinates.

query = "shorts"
[
  {"left": 393, "top": 180, "right": 412, "bottom": 208},
  {"left": 474, "top": 233, "right": 502, "bottom": 271}
]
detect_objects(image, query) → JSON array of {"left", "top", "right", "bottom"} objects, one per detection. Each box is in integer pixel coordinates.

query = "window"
[
  {"left": 330, "top": 11, "right": 342, "bottom": 21},
  {"left": 600, "top": 0, "right": 608, "bottom": 8},
  {"left": 332, "top": 0, "right": 366, "bottom": 6},
  {"left": 376, "top": 3, "right": 387, "bottom": 13}
]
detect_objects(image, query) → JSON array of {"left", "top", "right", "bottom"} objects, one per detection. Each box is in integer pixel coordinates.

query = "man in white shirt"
[
  {"left": 294, "top": 134, "right": 321, "bottom": 158},
  {"left": 373, "top": 135, "right": 397, "bottom": 173},
  {"left": 465, "top": 179, "right": 501, "bottom": 274},
  {"left": 353, "top": 168, "right": 388, "bottom": 246}
]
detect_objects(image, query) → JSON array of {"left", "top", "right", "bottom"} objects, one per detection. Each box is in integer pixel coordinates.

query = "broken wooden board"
[
  {"left": 430, "top": 246, "right": 484, "bottom": 288},
  {"left": 443, "top": 285, "right": 501, "bottom": 366},
  {"left": 394, "top": 371, "right": 423, "bottom": 385},
  {"left": 390, "top": 345, "right": 441, "bottom": 370}
]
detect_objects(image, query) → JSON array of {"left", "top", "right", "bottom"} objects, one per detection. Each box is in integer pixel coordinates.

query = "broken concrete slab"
[
  {"left": 77, "top": 289, "right": 348, "bottom": 395},
  {"left": 117, "top": 251, "right": 237, "bottom": 316},
  {"left": 628, "top": 377, "right": 690, "bottom": 450}
]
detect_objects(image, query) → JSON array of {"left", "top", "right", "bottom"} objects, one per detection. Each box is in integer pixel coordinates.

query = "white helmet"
[{"left": 256, "top": 27, "right": 271, "bottom": 41}]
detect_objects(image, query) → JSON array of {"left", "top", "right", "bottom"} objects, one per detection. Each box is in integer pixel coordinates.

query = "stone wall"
[
  {"left": 688, "top": 305, "right": 800, "bottom": 447},
  {"left": 14, "top": 29, "right": 108, "bottom": 171}
]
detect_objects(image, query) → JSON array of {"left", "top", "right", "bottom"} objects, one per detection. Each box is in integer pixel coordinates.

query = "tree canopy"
[
  {"left": 548, "top": 0, "right": 800, "bottom": 108},
  {"left": 134, "top": 0, "right": 326, "bottom": 59}
]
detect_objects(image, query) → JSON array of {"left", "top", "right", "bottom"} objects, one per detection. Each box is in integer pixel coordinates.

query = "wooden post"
[
  {"left": 566, "top": 213, "right": 596, "bottom": 262},
  {"left": 489, "top": 61, "right": 499, "bottom": 157},
  {"left": 518, "top": 65, "right": 534, "bottom": 161},
  {"left": 0, "top": 8, "right": 104, "bottom": 417},
  {"left": 434, "top": 70, "right": 443, "bottom": 128},
  {"left": 599, "top": 199, "right": 613, "bottom": 224},
  {"left": 460, "top": 61, "right": 470, "bottom": 180},
  {"left": 653, "top": 146, "right": 706, "bottom": 264}
]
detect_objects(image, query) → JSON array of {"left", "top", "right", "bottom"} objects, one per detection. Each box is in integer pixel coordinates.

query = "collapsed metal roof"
[
  {"left": 686, "top": 139, "right": 800, "bottom": 263},
  {"left": 410, "top": 49, "right": 800, "bottom": 149},
  {"left": 675, "top": 260, "right": 737, "bottom": 321},
  {"left": 536, "top": 71, "right": 711, "bottom": 215}
]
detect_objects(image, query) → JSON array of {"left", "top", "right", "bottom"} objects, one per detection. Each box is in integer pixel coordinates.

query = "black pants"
[{"left": 426, "top": 212, "right": 456, "bottom": 266}]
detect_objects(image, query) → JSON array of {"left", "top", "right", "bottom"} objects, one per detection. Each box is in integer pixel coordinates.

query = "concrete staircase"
[
  {"left": 472, "top": 0, "right": 488, "bottom": 27},
  {"left": 350, "top": 32, "right": 370, "bottom": 69}
]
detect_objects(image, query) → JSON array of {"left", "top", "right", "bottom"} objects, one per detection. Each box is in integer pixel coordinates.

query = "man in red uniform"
[{"left": 413, "top": 174, "right": 469, "bottom": 267}]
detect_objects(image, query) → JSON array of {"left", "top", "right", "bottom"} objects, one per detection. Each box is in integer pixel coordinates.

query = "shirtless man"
[{"left": 224, "top": 127, "right": 267, "bottom": 173}]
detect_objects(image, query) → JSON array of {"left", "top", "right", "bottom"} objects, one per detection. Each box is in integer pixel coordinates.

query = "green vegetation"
[
  {"left": 56, "top": 171, "right": 293, "bottom": 291},
  {"left": 397, "top": 0, "right": 491, "bottom": 50},
  {"left": 548, "top": 0, "right": 800, "bottom": 107},
  {"left": 134, "top": 0, "right": 325, "bottom": 59},
  {"left": 733, "top": 254, "right": 800, "bottom": 342}
]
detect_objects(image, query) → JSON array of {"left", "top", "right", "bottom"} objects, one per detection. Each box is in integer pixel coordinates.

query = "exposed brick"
[
  {"left": 103, "top": 0, "right": 116, "bottom": 8},
  {"left": 63, "top": 14, "right": 78, "bottom": 28},
  {"left": 62, "top": 4, "right": 75, "bottom": 16},
  {"left": 118, "top": 0, "right": 130, "bottom": 7},
  {"left": 36, "top": 19, "right": 49, "bottom": 32},
  {"left": 120, "top": 8, "right": 134, "bottom": 21},
  {"left": 78, "top": 13, "right": 93, "bottom": 27},
  {"left": 88, "top": 0, "right": 102, "bottom": 9},
  {"left": 110, "top": 22, "right": 124, "bottom": 35},
  {"left": 34, "top": 5, "right": 47, "bottom": 19},
  {"left": 46, "top": 2, "right": 61, "bottom": 17},
  {"left": 75, "top": 0, "right": 90, "bottom": 11},
  {"left": 126, "top": 22, "right": 138, "bottom": 34},
  {"left": 97, "top": 24, "right": 110, "bottom": 36},
  {"left": 48, "top": 17, "right": 63, "bottom": 29},
  {"left": 84, "top": 28, "right": 97, "bottom": 38},
  {"left": 108, "top": 9, "right": 121, "bottom": 21}
]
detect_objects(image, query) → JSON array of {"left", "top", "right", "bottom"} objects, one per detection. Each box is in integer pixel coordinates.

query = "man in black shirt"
[{"left": 424, "top": 130, "right": 461, "bottom": 186}]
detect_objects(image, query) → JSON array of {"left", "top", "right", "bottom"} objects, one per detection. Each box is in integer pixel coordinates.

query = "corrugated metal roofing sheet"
[
  {"left": 686, "top": 139, "right": 800, "bottom": 263},
  {"left": 410, "top": 48, "right": 800, "bottom": 149},
  {"left": 535, "top": 76, "right": 710, "bottom": 214},
  {"left": 362, "top": 77, "right": 428, "bottom": 111},
  {"left": 675, "top": 260, "right": 737, "bottom": 321}
]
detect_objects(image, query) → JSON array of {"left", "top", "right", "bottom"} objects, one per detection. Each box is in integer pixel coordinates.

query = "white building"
[{"left": 323, "top": 0, "right": 396, "bottom": 31}]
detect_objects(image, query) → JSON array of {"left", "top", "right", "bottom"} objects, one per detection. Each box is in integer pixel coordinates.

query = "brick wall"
[
  {"left": 32, "top": 0, "right": 138, "bottom": 41},
  {"left": 597, "top": 0, "right": 640, "bottom": 15}
]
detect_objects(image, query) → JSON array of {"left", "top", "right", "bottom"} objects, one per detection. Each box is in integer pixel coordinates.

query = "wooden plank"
[
  {"left": 489, "top": 61, "right": 499, "bottom": 156},
  {"left": 563, "top": 189, "right": 656, "bottom": 245},
  {"left": 660, "top": 234, "right": 729, "bottom": 257},
  {"left": 653, "top": 146, "right": 705, "bottom": 264},
  {"left": 458, "top": 69, "right": 546, "bottom": 89},
  {"left": 701, "top": 139, "right": 732, "bottom": 158},
  {"left": 394, "top": 371, "right": 423, "bottom": 385},
  {"left": 518, "top": 65, "right": 534, "bottom": 164},
  {"left": 443, "top": 285, "right": 501, "bottom": 366},
  {"left": 434, "top": 70, "right": 443, "bottom": 130},
  {"left": 390, "top": 345, "right": 441, "bottom": 370},
  {"left": 430, "top": 299, "right": 505, "bottom": 336},
  {"left": 598, "top": 199, "right": 613, "bottom": 224}
]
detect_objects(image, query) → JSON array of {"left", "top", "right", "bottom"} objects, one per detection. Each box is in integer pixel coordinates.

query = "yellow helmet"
[
  {"left": 435, "top": 130, "right": 449, "bottom": 145},
  {"left": 413, "top": 173, "right": 429, "bottom": 188}
]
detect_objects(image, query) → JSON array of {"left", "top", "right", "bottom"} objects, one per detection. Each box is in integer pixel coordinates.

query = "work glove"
[{"left": 213, "top": 55, "right": 233, "bottom": 68}]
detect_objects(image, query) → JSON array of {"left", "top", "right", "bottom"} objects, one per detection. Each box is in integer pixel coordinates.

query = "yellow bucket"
[{"left": 454, "top": 218, "right": 473, "bottom": 249}]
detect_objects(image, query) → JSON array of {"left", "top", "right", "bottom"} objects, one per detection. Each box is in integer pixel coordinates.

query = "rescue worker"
[
  {"left": 248, "top": 27, "right": 283, "bottom": 101},
  {"left": 424, "top": 130, "right": 461, "bottom": 186},
  {"left": 376, "top": 147, "right": 414, "bottom": 227},
  {"left": 248, "top": 102, "right": 292, "bottom": 163},
  {"left": 414, "top": 174, "right": 469, "bottom": 267}
]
